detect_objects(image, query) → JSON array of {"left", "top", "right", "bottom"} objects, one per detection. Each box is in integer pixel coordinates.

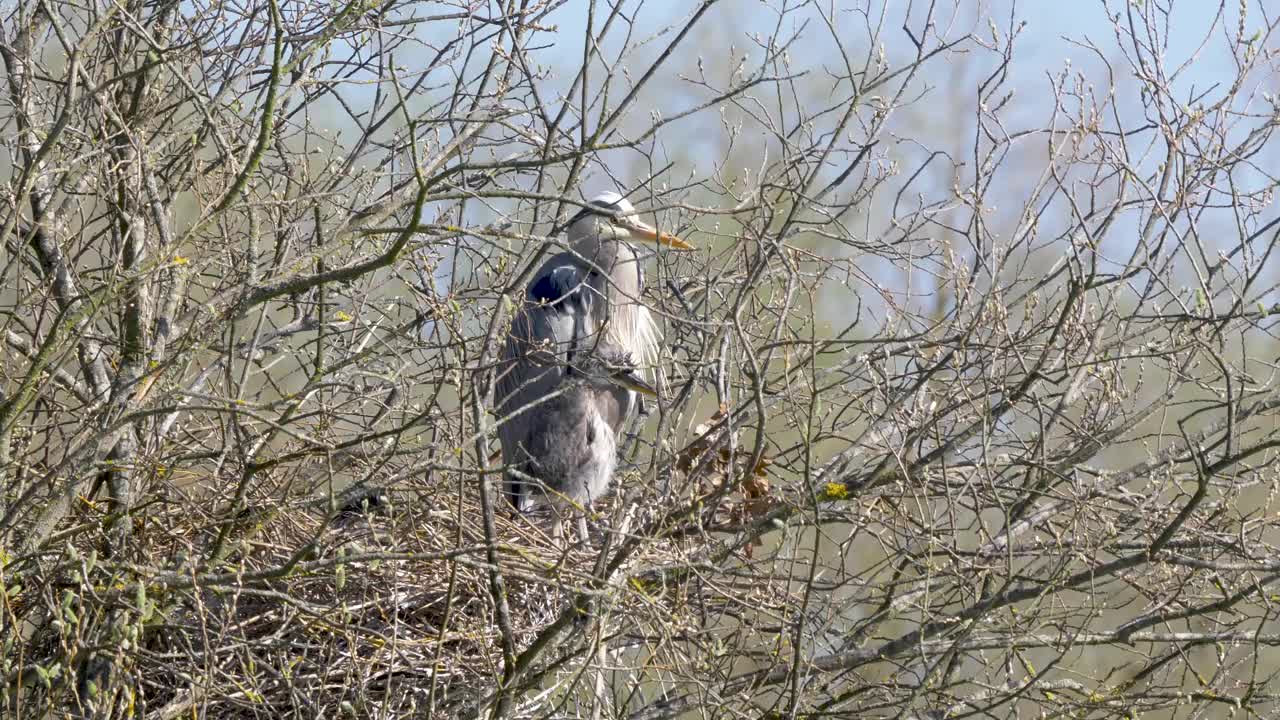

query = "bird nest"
[
  {"left": 8, "top": 406, "right": 784, "bottom": 718},
  {"left": 18, "top": 473, "right": 723, "bottom": 718}
]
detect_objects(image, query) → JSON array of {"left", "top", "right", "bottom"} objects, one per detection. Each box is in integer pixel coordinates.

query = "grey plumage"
[
  {"left": 507, "top": 348, "right": 650, "bottom": 531},
  {"left": 494, "top": 192, "right": 688, "bottom": 527}
]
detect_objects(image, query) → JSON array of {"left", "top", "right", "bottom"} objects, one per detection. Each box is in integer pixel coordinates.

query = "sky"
[
  {"left": 499, "top": 0, "right": 1261, "bottom": 209},
  {"left": 351, "top": 0, "right": 1275, "bottom": 330}
]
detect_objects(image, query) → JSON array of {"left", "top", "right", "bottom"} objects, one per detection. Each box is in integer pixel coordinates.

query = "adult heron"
[
  {"left": 494, "top": 191, "right": 690, "bottom": 522},
  {"left": 508, "top": 346, "right": 657, "bottom": 540}
]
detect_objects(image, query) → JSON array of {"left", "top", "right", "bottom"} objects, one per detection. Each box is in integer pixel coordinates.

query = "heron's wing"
[
  {"left": 512, "top": 255, "right": 599, "bottom": 364},
  {"left": 494, "top": 254, "right": 596, "bottom": 511}
]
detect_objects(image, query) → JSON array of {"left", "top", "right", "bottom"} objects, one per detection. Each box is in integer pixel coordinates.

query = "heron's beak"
[
  {"left": 622, "top": 219, "right": 693, "bottom": 250},
  {"left": 610, "top": 369, "right": 658, "bottom": 397}
]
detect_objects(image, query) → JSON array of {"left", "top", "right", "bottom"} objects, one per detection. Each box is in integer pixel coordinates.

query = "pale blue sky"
[
  {"left": 379, "top": 0, "right": 1275, "bottom": 321},
  {"left": 520, "top": 0, "right": 1259, "bottom": 198}
]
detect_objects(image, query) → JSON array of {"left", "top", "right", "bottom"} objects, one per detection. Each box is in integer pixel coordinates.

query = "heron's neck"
[
  {"left": 604, "top": 301, "right": 643, "bottom": 350},
  {"left": 567, "top": 234, "right": 657, "bottom": 370}
]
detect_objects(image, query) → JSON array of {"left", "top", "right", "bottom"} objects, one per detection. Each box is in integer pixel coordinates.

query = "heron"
[
  {"left": 494, "top": 191, "right": 690, "bottom": 532},
  {"left": 508, "top": 346, "right": 657, "bottom": 540}
]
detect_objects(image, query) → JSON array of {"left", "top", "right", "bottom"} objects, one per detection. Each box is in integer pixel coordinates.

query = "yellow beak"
[
  {"left": 622, "top": 219, "right": 693, "bottom": 250},
  {"left": 611, "top": 370, "right": 658, "bottom": 397}
]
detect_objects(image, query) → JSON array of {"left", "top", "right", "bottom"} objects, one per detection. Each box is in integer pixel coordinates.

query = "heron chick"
[{"left": 510, "top": 347, "right": 657, "bottom": 543}]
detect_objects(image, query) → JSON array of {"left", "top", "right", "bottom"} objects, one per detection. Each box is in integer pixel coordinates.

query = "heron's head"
[
  {"left": 566, "top": 191, "right": 692, "bottom": 252},
  {"left": 570, "top": 347, "right": 658, "bottom": 398}
]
